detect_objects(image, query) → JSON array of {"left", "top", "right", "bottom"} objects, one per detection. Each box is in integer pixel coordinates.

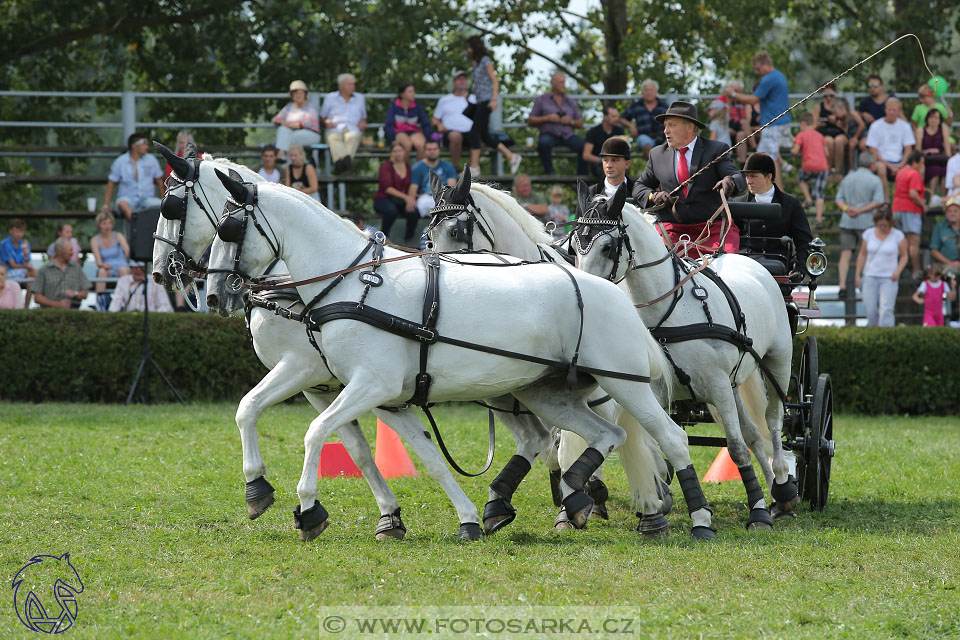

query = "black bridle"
[
  {"left": 206, "top": 182, "right": 282, "bottom": 294},
  {"left": 423, "top": 190, "right": 495, "bottom": 251},
  {"left": 154, "top": 157, "right": 220, "bottom": 280}
]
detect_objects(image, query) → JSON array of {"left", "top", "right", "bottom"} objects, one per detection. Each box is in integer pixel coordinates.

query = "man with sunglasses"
[
  {"left": 102, "top": 132, "right": 164, "bottom": 225},
  {"left": 857, "top": 75, "right": 897, "bottom": 154}
]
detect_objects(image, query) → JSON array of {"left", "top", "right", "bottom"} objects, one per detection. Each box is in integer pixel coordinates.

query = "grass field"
[{"left": 2, "top": 402, "right": 959, "bottom": 639}]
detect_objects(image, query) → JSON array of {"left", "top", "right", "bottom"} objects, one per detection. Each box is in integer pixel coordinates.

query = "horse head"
[
  {"left": 572, "top": 180, "right": 631, "bottom": 278},
  {"left": 425, "top": 165, "right": 493, "bottom": 251}
]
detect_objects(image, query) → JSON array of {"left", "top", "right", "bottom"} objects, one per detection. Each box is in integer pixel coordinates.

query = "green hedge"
[
  {"left": 0, "top": 310, "right": 264, "bottom": 402},
  {"left": 2, "top": 311, "right": 959, "bottom": 413}
]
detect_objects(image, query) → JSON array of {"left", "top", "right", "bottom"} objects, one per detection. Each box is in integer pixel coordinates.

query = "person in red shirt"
[
  {"left": 791, "top": 113, "right": 829, "bottom": 229},
  {"left": 891, "top": 150, "right": 926, "bottom": 280}
]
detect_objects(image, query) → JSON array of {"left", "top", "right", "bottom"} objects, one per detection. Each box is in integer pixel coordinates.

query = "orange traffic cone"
[
  {"left": 375, "top": 420, "right": 419, "bottom": 478},
  {"left": 702, "top": 447, "right": 742, "bottom": 483},
  {"left": 318, "top": 442, "right": 363, "bottom": 478}
]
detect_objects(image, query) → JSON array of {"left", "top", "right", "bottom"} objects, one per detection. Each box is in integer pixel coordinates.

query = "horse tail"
[
  {"left": 615, "top": 405, "right": 664, "bottom": 514},
  {"left": 739, "top": 370, "right": 773, "bottom": 459},
  {"left": 642, "top": 327, "right": 674, "bottom": 406}
]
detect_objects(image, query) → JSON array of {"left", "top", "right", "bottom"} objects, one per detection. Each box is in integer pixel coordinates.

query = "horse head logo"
[{"left": 12, "top": 553, "right": 84, "bottom": 634}]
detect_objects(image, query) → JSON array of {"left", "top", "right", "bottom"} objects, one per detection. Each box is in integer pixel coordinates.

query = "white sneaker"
[
  {"left": 469, "top": 166, "right": 480, "bottom": 178},
  {"left": 510, "top": 153, "right": 522, "bottom": 175}
]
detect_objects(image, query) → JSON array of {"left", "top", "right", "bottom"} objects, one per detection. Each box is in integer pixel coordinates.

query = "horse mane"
[
  {"left": 622, "top": 201, "right": 659, "bottom": 229},
  {"left": 202, "top": 154, "right": 265, "bottom": 181},
  {"left": 258, "top": 182, "right": 369, "bottom": 239},
  {"left": 471, "top": 183, "right": 552, "bottom": 244}
]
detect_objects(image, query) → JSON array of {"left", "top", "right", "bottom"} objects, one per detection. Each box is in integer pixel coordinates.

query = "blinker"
[
  {"left": 217, "top": 215, "right": 244, "bottom": 243},
  {"left": 161, "top": 194, "right": 186, "bottom": 221}
]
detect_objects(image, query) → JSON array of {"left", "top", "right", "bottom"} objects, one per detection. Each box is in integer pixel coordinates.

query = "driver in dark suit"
[
  {"left": 633, "top": 101, "right": 745, "bottom": 257},
  {"left": 733, "top": 152, "right": 813, "bottom": 271}
]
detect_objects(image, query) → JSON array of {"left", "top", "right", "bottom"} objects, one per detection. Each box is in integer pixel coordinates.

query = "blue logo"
[{"left": 12, "top": 553, "right": 84, "bottom": 634}]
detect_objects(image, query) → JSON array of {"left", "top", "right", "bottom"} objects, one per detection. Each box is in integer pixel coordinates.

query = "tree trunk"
[{"left": 601, "top": 0, "right": 628, "bottom": 95}]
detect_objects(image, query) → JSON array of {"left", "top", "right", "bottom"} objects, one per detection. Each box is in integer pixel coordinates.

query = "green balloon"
[{"left": 928, "top": 76, "right": 948, "bottom": 98}]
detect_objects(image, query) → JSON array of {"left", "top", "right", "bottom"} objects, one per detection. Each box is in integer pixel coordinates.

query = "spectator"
[
  {"left": 835, "top": 150, "right": 886, "bottom": 296},
  {"left": 0, "top": 264, "right": 24, "bottom": 309},
  {"left": 725, "top": 51, "right": 791, "bottom": 188},
  {"left": 586, "top": 137, "right": 633, "bottom": 200},
  {"left": 855, "top": 209, "right": 907, "bottom": 327},
  {"left": 947, "top": 149, "right": 960, "bottom": 198},
  {"left": 283, "top": 144, "right": 319, "bottom": 201},
  {"left": 865, "top": 98, "right": 915, "bottom": 199},
  {"left": 385, "top": 83, "right": 433, "bottom": 162},
  {"left": 832, "top": 97, "right": 865, "bottom": 173},
  {"left": 102, "top": 133, "right": 164, "bottom": 223},
  {"left": 582, "top": 104, "right": 625, "bottom": 179},
  {"left": 527, "top": 72, "right": 586, "bottom": 176},
  {"left": 857, "top": 74, "right": 895, "bottom": 133},
  {"left": 815, "top": 83, "right": 847, "bottom": 176},
  {"left": 432, "top": 70, "right": 474, "bottom": 168},
  {"left": 373, "top": 141, "right": 417, "bottom": 245},
  {"left": 165, "top": 130, "right": 196, "bottom": 179},
  {"left": 620, "top": 79, "right": 668, "bottom": 159},
  {"left": 465, "top": 35, "right": 521, "bottom": 177},
  {"left": 910, "top": 82, "right": 952, "bottom": 129},
  {"left": 791, "top": 113, "right": 829, "bottom": 229},
  {"left": 258, "top": 144, "right": 281, "bottom": 183},
  {"left": 321, "top": 73, "right": 367, "bottom": 175},
  {"left": 545, "top": 185, "right": 570, "bottom": 240},
  {"left": 720, "top": 80, "right": 755, "bottom": 164},
  {"left": 90, "top": 211, "right": 131, "bottom": 308},
  {"left": 272, "top": 80, "right": 321, "bottom": 162},
  {"left": 706, "top": 99, "right": 731, "bottom": 147},
  {"left": 410, "top": 139, "right": 457, "bottom": 218},
  {"left": 930, "top": 196, "right": 960, "bottom": 322},
  {"left": 46, "top": 222, "right": 80, "bottom": 263},
  {"left": 32, "top": 238, "right": 92, "bottom": 309},
  {"left": 916, "top": 108, "right": 952, "bottom": 196},
  {"left": 912, "top": 263, "right": 954, "bottom": 326},
  {"left": 512, "top": 174, "right": 548, "bottom": 217},
  {"left": 891, "top": 150, "right": 926, "bottom": 280},
  {"left": 1, "top": 218, "right": 36, "bottom": 278},
  {"left": 108, "top": 265, "right": 174, "bottom": 312}
]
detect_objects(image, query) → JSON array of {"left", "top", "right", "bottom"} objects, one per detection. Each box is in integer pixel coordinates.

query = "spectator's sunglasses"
[
  {"left": 822, "top": 93, "right": 835, "bottom": 98},
  {"left": 868, "top": 82, "right": 881, "bottom": 88}
]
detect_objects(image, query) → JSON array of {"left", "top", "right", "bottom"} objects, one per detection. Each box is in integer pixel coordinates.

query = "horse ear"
[
  {"left": 228, "top": 168, "right": 244, "bottom": 183},
  {"left": 183, "top": 140, "right": 199, "bottom": 159},
  {"left": 215, "top": 168, "right": 248, "bottom": 201},
  {"left": 429, "top": 169, "right": 444, "bottom": 199},
  {"left": 155, "top": 141, "right": 190, "bottom": 178},
  {"left": 452, "top": 164, "right": 471, "bottom": 202},
  {"left": 576, "top": 178, "right": 590, "bottom": 216},
  {"left": 609, "top": 181, "right": 627, "bottom": 218}
]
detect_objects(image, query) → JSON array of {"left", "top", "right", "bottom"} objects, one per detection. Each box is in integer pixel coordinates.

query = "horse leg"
[
  {"left": 595, "top": 377, "right": 715, "bottom": 540},
  {"left": 733, "top": 386, "right": 776, "bottom": 489},
  {"left": 760, "top": 348, "right": 799, "bottom": 516},
  {"left": 482, "top": 404, "right": 552, "bottom": 535},
  {"left": 371, "top": 408, "right": 482, "bottom": 541},
  {"left": 236, "top": 359, "right": 321, "bottom": 519},
  {"left": 295, "top": 375, "right": 397, "bottom": 541}
]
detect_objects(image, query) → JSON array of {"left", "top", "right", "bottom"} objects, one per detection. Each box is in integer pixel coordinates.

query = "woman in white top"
[{"left": 855, "top": 208, "right": 908, "bottom": 326}]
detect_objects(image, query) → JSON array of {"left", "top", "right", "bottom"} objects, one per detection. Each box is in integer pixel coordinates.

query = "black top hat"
[
  {"left": 742, "top": 152, "right": 777, "bottom": 176},
  {"left": 654, "top": 101, "right": 707, "bottom": 129},
  {"left": 599, "top": 137, "right": 631, "bottom": 160}
]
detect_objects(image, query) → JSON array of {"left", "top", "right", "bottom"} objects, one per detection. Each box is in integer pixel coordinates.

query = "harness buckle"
[{"left": 416, "top": 328, "right": 437, "bottom": 343}]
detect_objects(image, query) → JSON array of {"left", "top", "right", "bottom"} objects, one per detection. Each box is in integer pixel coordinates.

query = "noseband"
[
  {"left": 154, "top": 158, "right": 219, "bottom": 280},
  {"left": 424, "top": 194, "right": 495, "bottom": 251},
  {"left": 207, "top": 183, "right": 281, "bottom": 294}
]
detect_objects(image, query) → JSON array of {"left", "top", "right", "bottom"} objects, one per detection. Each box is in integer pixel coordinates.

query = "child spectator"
[
  {"left": 258, "top": 144, "right": 281, "bottom": 183},
  {"left": 545, "top": 185, "right": 571, "bottom": 240},
  {"left": 791, "top": 113, "right": 829, "bottom": 229},
  {"left": 707, "top": 99, "right": 731, "bottom": 147},
  {"left": 1, "top": 218, "right": 36, "bottom": 278},
  {"left": 912, "top": 263, "right": 954, "bottom": 326},
  {"left": 90, "top": 211, "right": 131, "bottom": 309},
  {"left": 46, "top": 222, "right": 81, "bottom": 263},
  {"left": 0, "top": 264, "right": 24, "bottom": 309}
]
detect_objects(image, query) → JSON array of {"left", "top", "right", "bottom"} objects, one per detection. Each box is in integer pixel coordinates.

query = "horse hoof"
[
  {"left": 746, "top": 521, "right": 774, "bottom": 531},
  {"left": 375, "top": 509, "right": 406, "bottom": 541},
  {"left": 637, "top": 513, "right": 670, "bottom": 540},
  {"left": 482, "top": 499, "right": 517, "bottom": 535},
  {"left": 247, "top": 493, "right": 275, "bottom": 520},
  {"left": 457, "top": 522, "right": 483, "bottom": 541},
  {"left": 746, "top": 507, "right": 774, "bottom": 531},
  {"left": 554, "top": 507, "right": 576, "bottom": 531},
  {"left": 293, "top": 500, "right": 329, "bottom": 542},
  {"left": 245, "top": 476, "right": 275, "bottom": 520},
  {"left": 562, "top": 491, "right": 594, "bottom": 530},
  {"left": 770, "top": 505, "right": 797, "bottom": 520},
  {"left": 690, "top": 525, "right": 717, "bottom": 541},
  {"left": 589, "top": 502, "right": 609, "bottom": 521},
  {"left": 776, "top": 496, "right": 800, "bottom": 513}
]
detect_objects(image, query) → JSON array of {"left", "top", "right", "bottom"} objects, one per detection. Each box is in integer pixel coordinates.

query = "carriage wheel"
[{"left": 801, "top": 374, "right": 834, "bottom": 511}]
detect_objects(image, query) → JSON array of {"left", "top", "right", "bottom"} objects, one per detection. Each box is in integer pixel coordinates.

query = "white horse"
[
  {"left": 205, "top": 169, "right": 719, "bottom": 541},
  {"left": 424, "top": 175, "right": 675, "bottom": 534},
  {"left": 572, "top": 183, "right": 800, "bottom": 521},
  {"left": 151, "top": 143, "right": 484, "bottom": 540}
]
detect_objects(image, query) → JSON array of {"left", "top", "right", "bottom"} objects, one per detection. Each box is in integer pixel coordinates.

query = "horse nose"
[
  {"left": 207, "top": 293, "right": 218, "bottom": 308},
  {"left": 152, "top": 271, "right": 165, "bottom": 285}
]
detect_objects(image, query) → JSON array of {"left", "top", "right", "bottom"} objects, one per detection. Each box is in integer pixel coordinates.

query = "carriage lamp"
[{"left": 805, "top": 238, "right": 827, "bottom": 277}]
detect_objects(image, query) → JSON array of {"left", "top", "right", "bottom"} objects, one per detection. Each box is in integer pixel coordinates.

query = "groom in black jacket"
[{"left": 633, "top": 101, "right": 745, "bottom": 257}]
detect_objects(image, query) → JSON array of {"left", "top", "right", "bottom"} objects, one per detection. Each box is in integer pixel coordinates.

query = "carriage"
[{"left": 669, "top": 200, "right": 836, "bottom": 512}]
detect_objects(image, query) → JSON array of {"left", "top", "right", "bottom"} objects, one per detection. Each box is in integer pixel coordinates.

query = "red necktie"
[{"left": 677, "top": 147, "right": 689, "bottom": 197}]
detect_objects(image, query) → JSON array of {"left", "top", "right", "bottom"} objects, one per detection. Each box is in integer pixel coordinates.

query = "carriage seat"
[{"left": 729, "top": 201, "right": 792, "bottom": 276}]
